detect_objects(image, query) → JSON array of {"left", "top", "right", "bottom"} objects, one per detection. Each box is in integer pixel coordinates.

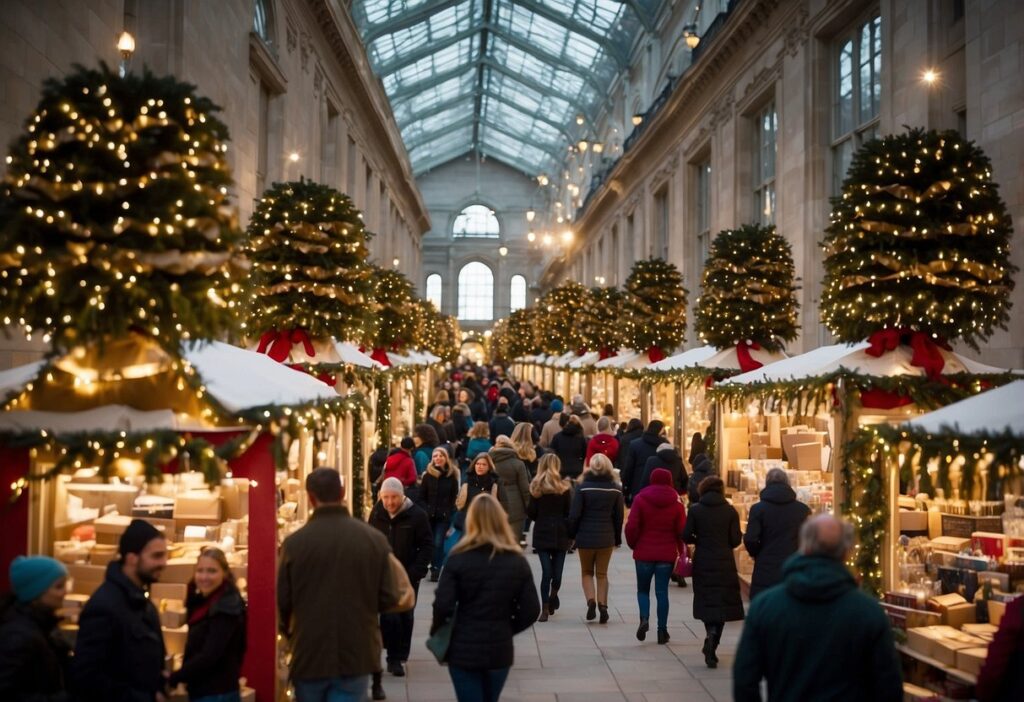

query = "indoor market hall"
[{"left": 0, "top": 1, "right": 1022, "bottom": 702}]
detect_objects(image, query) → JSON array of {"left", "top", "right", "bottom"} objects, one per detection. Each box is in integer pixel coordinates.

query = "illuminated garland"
[
  {"left": 418, "top": 300, "right": 460, "bottom": 364},
  {"left": 244, "top": 180, "right": 373, "bottom": 343},
  {"left": 696, "top": 224, "right": 799, "bottom": 351},
  {"left": 624, "top": 258, "right": 688, "bottom": 359},
  {"left": 0, "top": 63, "right": 245, "bottom": 353},
  {"left": 374, "top": 373, "right": 391, "bottom": 448},
  {"left": 579, "top": 286, "right": 626, "bottom": 355},
  {"left": 538, "top": 281, "right": 589, "bottom": 355},
  {"left": 821, "top": 127, "right": 1016, "bottom": 349},
  {"left": 492, "top": 308, "right": 539, "bottom": 362},
  {"left": 351, "top": 408, "right": 366, "bottom": 518}
]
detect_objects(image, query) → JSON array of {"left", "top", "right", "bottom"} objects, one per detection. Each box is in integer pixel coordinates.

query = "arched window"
[
  {"left": 453, "top": 204, "right": 499, "bottom": 238},
  {"left": 425, "top": 274, "right": 442, "bottom": 309},
  {"left": 458, "top": 262, "right": 494, "bottom": 320},
  {"left": 510, "top": 275, "right": 527, "bottom": 311},
  {"left": 253, "top": 0, "right": 272, "bottom": 43}
]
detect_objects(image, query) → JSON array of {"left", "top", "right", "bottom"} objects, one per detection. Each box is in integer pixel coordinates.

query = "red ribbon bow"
[
  {"left": 598, "top": 347, "right": 617, "bottom": 361},
  {"left": 646, "top": 346, "right": 667, "bottom": 363},
  {"left": 861, "top": 327, "right": 951, "bottom": 408},
  {"left": 257, "top": 328, "right": 315, "bottom": 363},
  {"left": 735, "top": 340, "right": 764, "bottom": 373},
  {"left": 577, "top": 347, "right": 588, "bottom": 356}
]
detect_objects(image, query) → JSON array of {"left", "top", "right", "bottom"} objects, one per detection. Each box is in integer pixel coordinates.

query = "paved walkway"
[{"left": 378, "top": 546, "right": 743, "bottom": 702}]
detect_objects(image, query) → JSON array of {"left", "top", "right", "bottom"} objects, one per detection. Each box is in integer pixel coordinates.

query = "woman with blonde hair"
[
  {"left": 465, "top": 421, "right": 493, "bottom": 467},
  {"left": 526, "top": 454, "right": 572, "bottom": 621},
  {"left": 511, "top": 421, "right": 544, "bottom": 544},
  {"left": 568, "top": 453, "right": 624, "bottom": 624},
  {"left": 421, "top": 446, "right": 461, "bottom": 581},
  {"left": 490, "top": 435, "right": 531, "bottom": 541},
  {"left": 432, "top": 494, "right": 541, "bottom": 702}
]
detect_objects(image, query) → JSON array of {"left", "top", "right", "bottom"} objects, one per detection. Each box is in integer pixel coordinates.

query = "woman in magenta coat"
[{"left": 624, "top": 468, "right": 686, "bottom": 644}]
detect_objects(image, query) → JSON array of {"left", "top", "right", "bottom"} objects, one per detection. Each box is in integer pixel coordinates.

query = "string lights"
[{"left": 624, "top": 258, "right": 689, "bottom": 362}]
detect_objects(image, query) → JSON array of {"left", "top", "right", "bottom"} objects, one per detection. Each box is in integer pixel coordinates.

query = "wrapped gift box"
[
  {"left": 151, "top": 582, "right": 187, "bottom": 602},
  {"left": 971, "top": 532, "right": 1007, "bottom": 559},
  {"left": 66, "top": 564, "right": 105, "bottom": 596},
  {"left": 988, "top": 599, "right": 1007, "bottom": 626},
  {"left": 900, "top": 511, "right": 930, "bottom": 533},
  {"left": 161, "top": 558, "right": 199, "bottom": 584},
  {"left": 94, "top": 513, "right": 173, "bottom": 545},
  {"left": 931, "top": 536, "right": 971, "bottom": 553},
  {"left": 173, "top": 491, "right": 222, "bottom": 521},
  {"left": 942, "top": 514, "right": 1003, "bottom": 538},
  {"left": 955, "top": 647, "right": 988, "bottom": 676}
]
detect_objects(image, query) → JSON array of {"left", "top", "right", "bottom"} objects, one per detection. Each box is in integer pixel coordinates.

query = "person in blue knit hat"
[{"left": 0, "top": 555, "right": 71, "bottom": 700}]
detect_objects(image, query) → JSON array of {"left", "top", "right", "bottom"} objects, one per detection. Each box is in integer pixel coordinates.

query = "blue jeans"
[
  {"left": 293, "top": 675, "right": 370, "bottom": 702},
  {"left": 448, "top": 665, "right": 510, "bottom": 702},
  {"left": 192, "top": 694, "right": 241, "bottom": 702},
  {"left": 635, "top": 560, "right": 673, "bottom": 630},
  {"left": 430, "top": 518, "right": 449, "bottom": 573},
  {"left": 536, "top": 549, "right": 566, "bottom": 603}
]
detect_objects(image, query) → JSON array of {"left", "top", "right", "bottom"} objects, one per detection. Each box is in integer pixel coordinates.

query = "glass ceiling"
[{"left": 351, "top": 0, "right": 660, "bottom": 176}]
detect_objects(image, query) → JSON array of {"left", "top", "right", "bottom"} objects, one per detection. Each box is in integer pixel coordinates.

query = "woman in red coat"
[{"left": 624, "top": 468, "right": 686, "bottom": 644}]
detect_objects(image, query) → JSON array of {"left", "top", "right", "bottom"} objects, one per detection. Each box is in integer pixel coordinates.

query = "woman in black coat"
[
  {"left": 420, "top": 447, "right": 462, "bottom": 581},
  {"left": 683, "top": 476, "right": 743, "bottom": 669},
  {"left": 526, "top": 454, "right": 572, "bottom": 622},
  {"left": 568, "top": 454, "right": 624, "bottom": 624},
  {"left": 550, "top": 415, "right": 587, "bottom": 480},
  {"left": 432, "top": 494, "right": 541, "bottom": 702},
  {"left": 687, "top": 453, "right": 714, "bottom": 505},
  {"left": 169, "top": 548, "right": 247, "bottom": 701},
  {"left": 0, "top": 556, "right": 70, "bottom": 701},
  {"left": 743, "top": 468, "right": 811, "bottom": 599}
]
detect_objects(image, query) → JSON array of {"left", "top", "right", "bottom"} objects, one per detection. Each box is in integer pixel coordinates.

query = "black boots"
[
  {"left": 598, "top": 604, "right": 609, "bottom": 624},
  {"left": 636, "top": 617, "right": 649, "bottom": 641},
  {"left": 703, "top": 623, "right": 722, "bottom": 667},
  {"left": 657, "top": 629, "right": 670, "bottom": 645},
  {"left": 586, "top": 599, "right": 597, "bottom": 621},
  {"left": 371, "top": 672, "right": 386, "bottom": 700}
]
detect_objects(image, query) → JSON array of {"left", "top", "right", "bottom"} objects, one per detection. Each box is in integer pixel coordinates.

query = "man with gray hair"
[
  {"left": 733, "top": 515, "right": 902, "bottom": 702},
  {"left": 742, "top": 469, "right": 811, "bottom": 598}
]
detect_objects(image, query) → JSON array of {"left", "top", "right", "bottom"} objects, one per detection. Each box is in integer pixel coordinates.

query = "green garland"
[
  {"left": 821, "top": 127, "right": 1016, "bottom": 349},
  {"left": 538, "top": 281, "right": 589, "bottom": 355},
  {"left": 244, "top": 180, "right": 374, "bottom": 343},
  {"left": 696, "top": 224, "right": 799, "bottom": 351},
  {"left": 351, "top": 408, "right": 366, "bottom": 519},
  {"left": 624, "top": 258, "right": 688, "bottom": 356},
  {"left": 0, "top": 63, "right": 245, "bottom": 353},
  {"left": 374, "top": 373, "right": 391, "bottom": 448}
]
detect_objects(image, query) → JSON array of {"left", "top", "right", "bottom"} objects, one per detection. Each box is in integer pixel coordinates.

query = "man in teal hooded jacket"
[{"left": 733, "top": 515, "right": 902, "bottom": 702}]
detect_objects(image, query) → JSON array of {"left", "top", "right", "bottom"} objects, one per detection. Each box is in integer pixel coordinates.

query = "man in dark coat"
[
  {"left": 615, "top": 418, "right": 644, "bottom": 475},
  {"left": 743, "top": 468, "right": 811, "bottom": 599},
  {"left": 682, "top": 476, "right": 743, "bottom": 668},
  {"left": 733, "top": 515, "right": 902, "bottom": 702},
  {"left": 278, "top": 468, "right": 404, "bottom": 702},
  {"left": 550, "top": 415, "right": 587, "bottom": 480},
  {"left": 488, "top": 401, "right": 516, "bottom": 441},
  {"left": 639, "top": 442, "right": 688, "bottom": 494},
  {"left": 370, "top": 478, "right": 433, "bottom": 678},
  {"left": 687, "top": 453, "right": 714, "bottom": 504},
  {"left": 72, "top": 519, "right": 168, "bottom": 702},
  {"left": 622, "top": 420, "right": 665, "bottom": 505}
]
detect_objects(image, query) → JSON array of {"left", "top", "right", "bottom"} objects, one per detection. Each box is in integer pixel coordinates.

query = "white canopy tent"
[{"left": 903, "top": 379, "right": 1024, "bottom": 436}]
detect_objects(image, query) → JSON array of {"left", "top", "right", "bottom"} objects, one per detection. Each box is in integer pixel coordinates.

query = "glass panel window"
[
  {"left": 510, "top": 275, "right": 527, "bottom": 311},
  {"left": 453, "top": 204, "right": 500, "bottom": 238},
  {"left": 832, "top": 14, "right": 882, "bottom": 193},
  {"left": 753, "top": 103, "right": 777, "bottom": 225},
  {"left": 458, "top": 262, "right": 494, "bottom": 320},
  {"left": 426, "top": 274, "right": 442, "bottom": 309},
  {"left": 653, "top": 186, "right": 669, "bottom": 259},
  {"left": 253, "top": 0, "right": 271, "bottom": 43},
  {"left": 695, "top": 161, "right": 711, "bottom": 268}
]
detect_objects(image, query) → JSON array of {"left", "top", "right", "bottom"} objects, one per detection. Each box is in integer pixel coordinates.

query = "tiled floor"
[{"left": 378, "top": 547, "right": 743, "bottom": 702}]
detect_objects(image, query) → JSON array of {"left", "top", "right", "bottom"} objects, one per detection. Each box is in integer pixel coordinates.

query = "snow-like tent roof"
[
  {"left": 569, "top": 351, "right": 602, "bottom": 369},
  {"left": 698, "top": 345, "right": 786, "bottom": 372},
  {"left": 903, "top": 380, "right": 1024, "bottom": 436},
  {"left": 722, "top": 343, "right": 870, "bottom": 385},
  {"left": 647, "top": 346, "right": 719, "bottom": 372}
]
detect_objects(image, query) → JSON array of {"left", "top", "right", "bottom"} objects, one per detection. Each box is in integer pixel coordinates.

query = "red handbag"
[{"left": 674, "top": 548, "right": 694, "bottom": 578}]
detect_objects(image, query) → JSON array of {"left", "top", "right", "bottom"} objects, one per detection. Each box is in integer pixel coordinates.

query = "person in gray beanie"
[{"left": 73, "top": 519, "right": 169, "bottom": 701}]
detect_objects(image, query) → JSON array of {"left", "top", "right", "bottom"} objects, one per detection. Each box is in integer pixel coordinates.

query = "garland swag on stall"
[{"left": 0, "top": 63, "right": 246, "bottom": 353}]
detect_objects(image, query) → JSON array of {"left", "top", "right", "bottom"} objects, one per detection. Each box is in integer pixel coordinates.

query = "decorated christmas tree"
[
  {"left": 418, "top": 299, "right": 460, "bottom": 364},
  {"left": 537, "top": 280, "right": 589, "bottom": 356},
  {"left": 579, "top": 286, "right": 626, "bottom": 358},
  {"left": 370, "top": 266, "right": 424, "bottom": 362},
  {"left": 492, "top": 307, "right": 538, "bottom": 362},
  {"left": 695, "top": 224, "right": 799, "bottom": 352},
  {"left": 624, "top": 258, "right": 688, "bottom": 362},
  {"left": 244, "top": 179, "right": 374, "bottom": 357},
  {"left": 821, "top": 127, "right": 1015, "bottom": 350},
  {"left": 0, "top": 64, "right": 245, "bottom": 352}
]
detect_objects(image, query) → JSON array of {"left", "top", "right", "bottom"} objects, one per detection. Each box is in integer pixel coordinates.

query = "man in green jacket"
[
  {"left": 732, "top": 515, "right": 902, "bottom": 702},
  {"left": 278, "top": 468, "right": 404, "bottom": 702}
]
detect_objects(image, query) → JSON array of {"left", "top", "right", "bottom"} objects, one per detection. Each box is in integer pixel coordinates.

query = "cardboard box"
[
  {"left": 780, "top": 432, "right": 826, "bottom": 465},
  {"left": 765, "top": 414, "right": 782, "bottom": 448},
  {"left": 173, "top": 492, "right": 222, "bottom": 521},
  {"left": 962, "top": 622, "right": 998, "bottom": 637},
  {"left": 902, "top": 683, "right": 941, "bottom": 702},
  {"left": 931, "top": 536, "right": 971, "bottom": 553},
  {"left": 66, "top": 564, "right": 105, "bottom": 595},
  {"left": 793, "top": 442, "right": 824, "bottom": 471},
  {"left": 955, "top": 647, "right": 988, "bottom": 677},
  {"left": 928, "top": 593, "right": 968, "bottom": 611},
  {"left": 750, "top": 432, "right": 769, "bottom": 446},
  {"left": 944, "top": 603, "right": 976, "bottom": 628},
  {"left": 988, "top": 599, "right": 1006, "bottom": 626},
  {"left": 160, "top": 606, "right": 187, "bottom": 628},
  {"left": 161, "top": 558, "right": 198, "bottom": 584},
  {"left": 906, "top": 626, "right": 985, "bottom": 663},
  {"left": 151, "top": 582, "right": 188, "bottom": 602},
  {"left": 900, "top": 511, "right": 930, "bottom": 533},
  {"left": 93, "top": 514, "right": 174, "bottom": 545},
  {"left": 750, "top": 444, "right": 783, "bottom": 460},
  {"left": 721, "top": 427, "right": 749, "bottom": 461},
  {"left": 931, "top": 633, "right": 986, "bottom": 666}
]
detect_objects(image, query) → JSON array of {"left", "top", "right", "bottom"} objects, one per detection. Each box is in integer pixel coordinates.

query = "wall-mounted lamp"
[
  {"left": 526, "top": 209, "right": 535, "bottom": 222},
  {"left": 921, "top": 68, "right": 939, "bottom": 85},
  {"left": 498, "top": 246, "right": 509, "bottom": 256},
  {"left": 117, "top": 31, "right": 136, "bottom": 77},
  {"left": 683, "top": 23, "right": 700, "bottom": 49},
  {"left": 631, "top": 114, "right": 644, "bottom": 126},
  {"left": 289, "top": 151, "right": 301, "bottom": 162}
]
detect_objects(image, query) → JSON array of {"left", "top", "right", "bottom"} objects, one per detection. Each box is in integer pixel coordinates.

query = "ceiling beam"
[
  {"left": 398, "top": 90, "right": 478, "bottom": 125},
  {"left": 482, "top": 59, "right": 595, "bottom": 128},
  {"left": 507, "top": 0, "right": 629, "bottom": 67},
  {"left": 478, "top": 91, "right": 572, "bottom": 139},
  {"left": 487, "top": 26, "right": 607, "bottom": 94},
  {"left": 362, "top": 0, "right": 467, "bottom": 43},
  {"left": 404, "top": 116, "right": 476, "bottom": 151},
  {"left": 374, "top": 25, "right": 479, "bottom": 75},
  {"left": 477, "top": 119, "right": 563, "bottom": 160},
  {"left": 617, "top": 0, "right": 655, "bottom": 32},
  {"left": 389, "top": 61, "right": 476, "bottom": 102}
]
